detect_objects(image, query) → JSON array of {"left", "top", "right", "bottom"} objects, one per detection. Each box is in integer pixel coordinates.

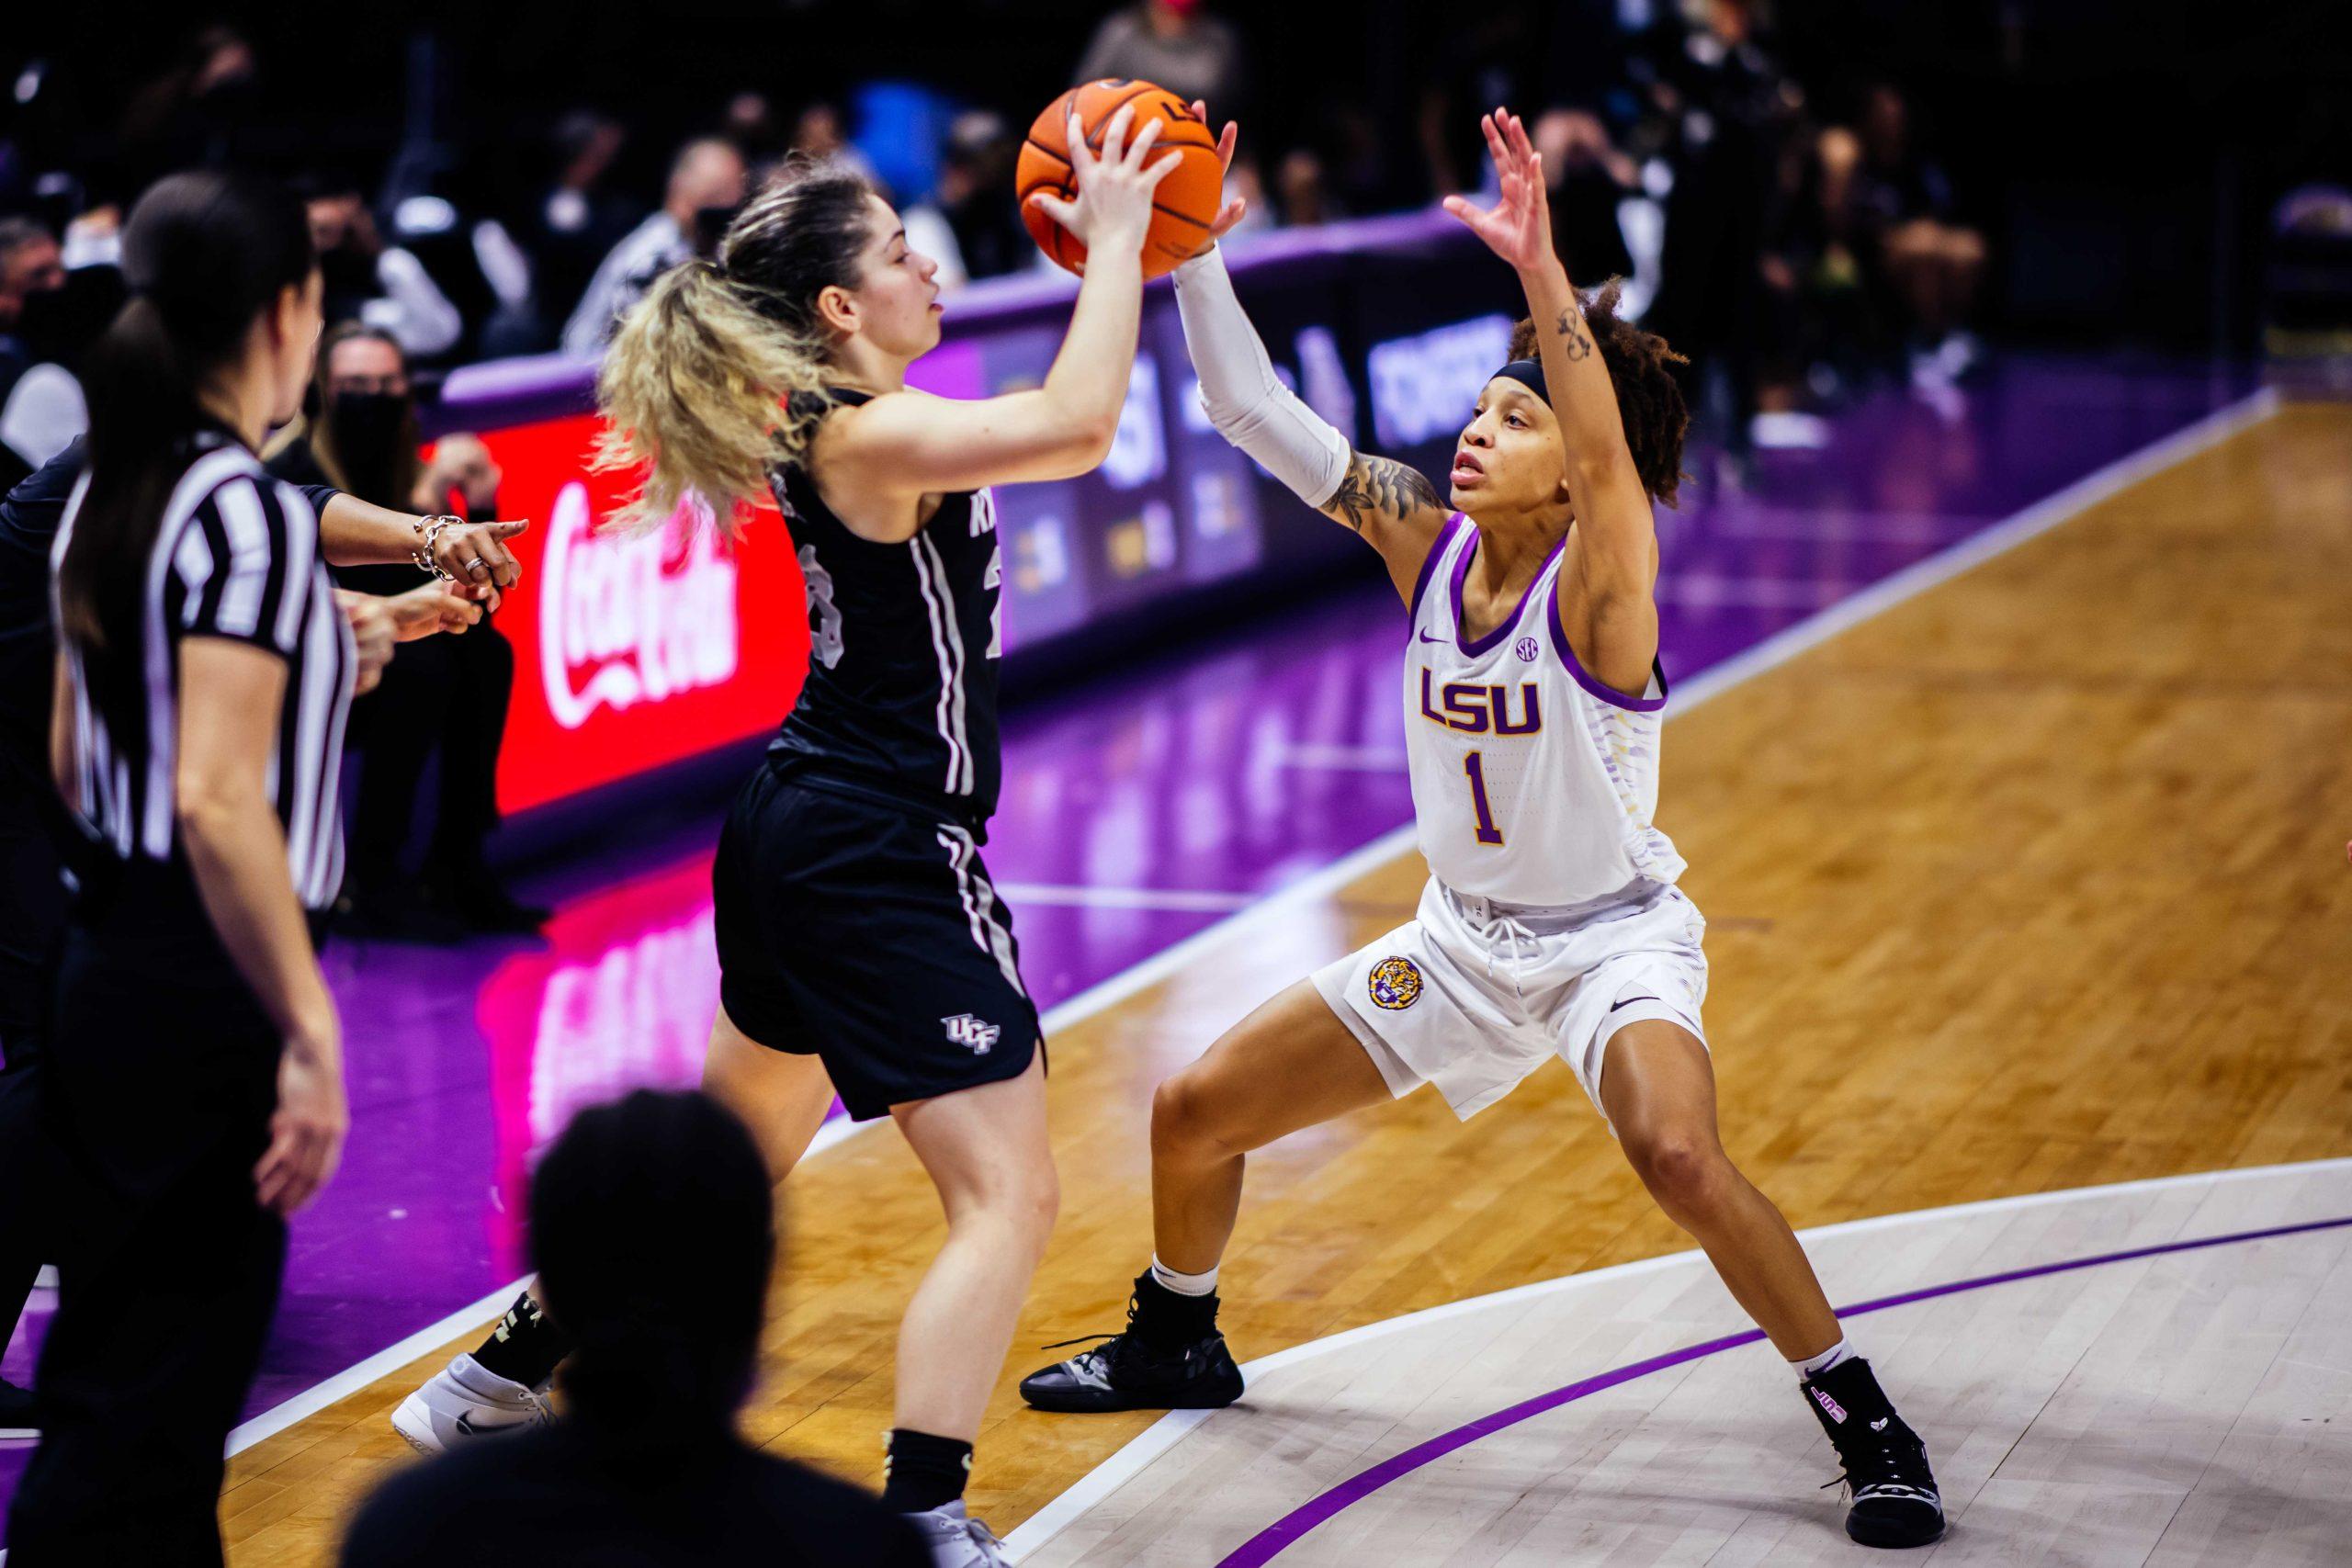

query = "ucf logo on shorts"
[
  {"left": 1367, "top": 956, "right": 1424, "bottom": 1011},
  {"left": 943, "top": 1013, "right": 1001, "bottom": 1054}
]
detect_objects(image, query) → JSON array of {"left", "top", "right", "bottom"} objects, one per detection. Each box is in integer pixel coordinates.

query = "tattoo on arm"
[
  {"left": 1555, "top": 308, "right": 1593, "bottom": 361},
  {"left": 1325, "top": 453, "right": 1443, "bottom": 534}
]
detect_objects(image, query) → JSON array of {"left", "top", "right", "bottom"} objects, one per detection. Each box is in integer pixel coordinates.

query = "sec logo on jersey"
[{"left": 1368, "top": 955, "right": 1424, "bottom": 1011}]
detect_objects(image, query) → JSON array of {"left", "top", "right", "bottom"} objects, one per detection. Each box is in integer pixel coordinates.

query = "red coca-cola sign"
[{"left": 473, "top": 414, "right": 810, "bottom": 814}]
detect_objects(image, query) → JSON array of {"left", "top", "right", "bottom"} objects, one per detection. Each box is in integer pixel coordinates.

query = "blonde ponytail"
[{"left": 591, "top": 259, "right": 831, "bottom": 536}]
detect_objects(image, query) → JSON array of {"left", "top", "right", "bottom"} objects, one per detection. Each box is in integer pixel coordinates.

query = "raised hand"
[
  {"left": 1186, "top": 98, "right": 1251, "bottom": 255},
  {"left": 1441, "top": 108, "right": 1554, "bottom": 274},
  {"left": 1027, "top": 101, "right": 1181, "bottom": 256}
]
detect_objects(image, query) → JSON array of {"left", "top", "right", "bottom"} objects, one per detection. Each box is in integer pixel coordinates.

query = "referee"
[
  {"left": 0, "top": 277, "right": 528, "bottom": 1455},
  {"left": 0, "top": 171, "right": 508, "bottom": 1566}
]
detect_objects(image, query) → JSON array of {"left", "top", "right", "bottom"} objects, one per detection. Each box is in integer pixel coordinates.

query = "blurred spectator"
[
  {"left": 1642, "top": 0, "right": 1801, "bottom": 473},
  {"left": 339, "top": 1089, "right": 929, "bottom": 1568},
  {"left": 723, "top": 92, "right": 790, "bottom": 173},
  {"left": 519, "top": 112, "right": 639, "bottom": 342},
  {"left": 1853, "top": 84, "right": 1984, "bottom": 385},
  {"left": 0, "top": 220, "right": 67, "bottom": 399},
  {"left": 0, "top": 262, "right": 122, "bottom": 484},
  {"left": 902, "top": 111, "right": 1031, "bottom": 288},
  {"left": 1533, "top": 109, "right": 1636, "bottom": 284},
  {"left": 1776, "top": 123, "right": 1881, "bottom": 401},
  {"left": 58, "top": 207, "right": 124, "bottom": 272},
  {"left": 1277, "top": 149, "right": 1336, "bottom": 228},
  {"left": 788, "top": 102, "right": 881, "bottom": 189},
  {"left": 1076, "top": 1, "right": 1246, "bottom": 119},
  {"left": 305, "top": 179, "right": 467, "bottom": 361},
  {"left": 560, "top": 137, "right": 746, "bottom": 358},
  {"left": 1221, "top": 151, "right": 1275, "bottom": 243},
  {"left": 114, "top": 26, "right": 267, "bottom": 192},
  {"left": 266, "top": 324, "right": 546, "bottom": 940},
  {"left": 1417, "top": 11, "right": 1542, "bottom": 198}
]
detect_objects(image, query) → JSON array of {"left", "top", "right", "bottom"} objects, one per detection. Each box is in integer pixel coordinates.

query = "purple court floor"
[{"left": 0, "top": 355, "right": 2256, "bottom": 1529}]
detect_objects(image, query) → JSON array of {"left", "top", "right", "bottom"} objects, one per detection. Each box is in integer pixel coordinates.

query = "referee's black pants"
[{"left": 4, "top": 914, "right": 288, "bottom": 1568}]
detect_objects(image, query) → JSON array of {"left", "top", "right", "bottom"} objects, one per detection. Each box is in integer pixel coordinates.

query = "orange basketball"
[{"left": 1016, "top": 79, "right": 1223, "bottom": 281}]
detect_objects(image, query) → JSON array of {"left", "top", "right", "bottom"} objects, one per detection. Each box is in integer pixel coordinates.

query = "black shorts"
[{"left": 712, "top": 765, "right": 1042, "bottom": 1121}]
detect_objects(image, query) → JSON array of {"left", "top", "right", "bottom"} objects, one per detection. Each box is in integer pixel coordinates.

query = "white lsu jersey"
[{"left": 1403, "top": 515, "right": 1685, "bottom": 907}]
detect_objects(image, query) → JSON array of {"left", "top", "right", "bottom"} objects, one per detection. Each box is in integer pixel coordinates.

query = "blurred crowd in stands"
[
  {"left": 1, "top": 1, "right": 1991, "bottom": 483},
  {"left": 0, "top": 0, "right": 2001, "bottom": 936}
]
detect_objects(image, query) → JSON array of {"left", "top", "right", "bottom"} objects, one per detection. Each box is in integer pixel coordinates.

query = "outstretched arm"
[
  {"left": 1444, "top": 109, "right": 1659, "bottom": 697},
  {"left": 823, "top": 103, "right": 1179, "bottom": 523},
  {"left": 1171, "top": 107, "right": 1450, "bottom": 601}
]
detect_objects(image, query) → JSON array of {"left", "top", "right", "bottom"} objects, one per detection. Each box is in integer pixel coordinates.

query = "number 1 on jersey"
[{"left": 1464, "top": 751, "right": 1503, "bottom": 845}]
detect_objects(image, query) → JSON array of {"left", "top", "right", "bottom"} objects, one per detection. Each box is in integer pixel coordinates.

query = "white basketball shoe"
[
  {"left": 903, "top": 1501, "right": 1012, "bottom": 1567},
  {"left": 390, "top": 1352, "right": 553, "bottom": 1454}
]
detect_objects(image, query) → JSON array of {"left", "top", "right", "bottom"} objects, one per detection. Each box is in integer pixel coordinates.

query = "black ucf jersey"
[{"left": 767, "top": 389, "right": 1004, "bottom": 829}]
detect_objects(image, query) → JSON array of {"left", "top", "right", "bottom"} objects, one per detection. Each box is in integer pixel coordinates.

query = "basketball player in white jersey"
[{"left": 1021, "top": 109, "right": 1944, "bottom": 1549}]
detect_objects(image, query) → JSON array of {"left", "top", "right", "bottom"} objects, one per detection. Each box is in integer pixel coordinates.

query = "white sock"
[
  {"left": 1791, "top": 1335, "right": 1854, "bottom": 1382},
  {"left": 1149, "top": 1255, "right": 1219, "bottom": 1297}
]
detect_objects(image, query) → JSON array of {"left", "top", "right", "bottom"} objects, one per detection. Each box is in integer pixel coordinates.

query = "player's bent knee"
[
  {"left": 1150, "top": 1071, "right": 1250, "bottom": 1164},
  {"left": 1624, "top": 1132, "right": 1731, "bottom": 1218}
]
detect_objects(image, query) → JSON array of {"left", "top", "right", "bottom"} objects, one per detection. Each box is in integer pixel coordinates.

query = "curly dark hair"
[{"left": 1509, "top": 277, "right": 1690, "bottom": 508}]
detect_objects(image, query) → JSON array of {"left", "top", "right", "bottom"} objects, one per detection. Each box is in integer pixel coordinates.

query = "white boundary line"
[
  {"left": 215, "top": 386, "right": 2280, "bottom": 1468},
  {"left": 1001, "top": 1154, "right": 2352, "bottom": 1559}
]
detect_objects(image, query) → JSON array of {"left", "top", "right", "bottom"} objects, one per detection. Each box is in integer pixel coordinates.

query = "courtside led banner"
[{"left": 475, "top": 413, "right": 809, "bottom": 815}]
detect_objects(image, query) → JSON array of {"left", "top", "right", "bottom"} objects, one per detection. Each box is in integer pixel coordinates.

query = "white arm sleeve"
[{"left": 1171, "top": 249, "right": 1351, "bottom": 508}]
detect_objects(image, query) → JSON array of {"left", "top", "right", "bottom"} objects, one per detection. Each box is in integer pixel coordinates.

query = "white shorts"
[{"left": 1312, "top": 877, "right": 1708, "bottom": 1126}]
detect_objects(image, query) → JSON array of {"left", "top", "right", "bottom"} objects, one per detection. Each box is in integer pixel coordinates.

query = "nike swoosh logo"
[
  {"left": 1416, "top": 630, "right": 1446, "bottom": 644},
  {"left": 1608, "top": 995, "right": 1662, "bottom": 1013}
]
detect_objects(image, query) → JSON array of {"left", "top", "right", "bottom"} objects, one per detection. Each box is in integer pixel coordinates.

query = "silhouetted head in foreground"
[{"left": 531, "top": 1089, "right": 775, "bottom": 1441}]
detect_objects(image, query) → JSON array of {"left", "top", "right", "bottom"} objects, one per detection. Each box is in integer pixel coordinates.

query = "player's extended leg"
[
  {"left": 1022, "top": 979, "right": 1390, "bottom": 1414},
  {"left": 889, "top": 1054, "right": 1059, "bottom": 1438},
  {"left": 883, "top": 1054, "right": 1056, "bottom": 1562},
  {"left": 393, "top": 1007, "right": 838, "bottom": 1455},
  {"left": 1600, "top": 1020, "right": 1944, "bottom": 1549},
  {"left": 1151, "top": 979, "right": 1393, "bottom": 1270}
]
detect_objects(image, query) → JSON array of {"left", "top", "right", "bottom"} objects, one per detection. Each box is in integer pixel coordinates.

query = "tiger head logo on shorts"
[{"left": 1367, "top": 956, "right": 1423, "bottom": 1011}]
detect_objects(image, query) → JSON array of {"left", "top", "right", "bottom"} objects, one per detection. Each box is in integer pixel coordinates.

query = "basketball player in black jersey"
[{"left": 396, "top": 108, "right": 1210, "bottom": 1565}]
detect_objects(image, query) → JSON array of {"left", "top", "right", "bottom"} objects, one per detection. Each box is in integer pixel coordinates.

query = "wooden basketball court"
[{"left": 217, "top": 400, "right": 2352, "bottom": 1563}]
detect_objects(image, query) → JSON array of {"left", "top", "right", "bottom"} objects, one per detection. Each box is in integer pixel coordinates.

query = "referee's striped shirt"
[{"left": 51, "top": 434, "right": 357, "bottom": 911}]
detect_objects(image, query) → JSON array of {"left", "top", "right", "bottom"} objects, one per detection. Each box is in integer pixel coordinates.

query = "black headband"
[{"left": 1492, "top": 357, "right": 1551, "bottom": 406}]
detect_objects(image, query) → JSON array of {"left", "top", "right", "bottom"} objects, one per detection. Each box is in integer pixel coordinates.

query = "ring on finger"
[{"left": 466, "top": 558, "right": 491, "bottom": 577}]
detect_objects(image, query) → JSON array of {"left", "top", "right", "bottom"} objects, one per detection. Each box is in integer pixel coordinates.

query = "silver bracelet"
[{"left": 410, "top": 514, "right": 463, "bottom": 581}]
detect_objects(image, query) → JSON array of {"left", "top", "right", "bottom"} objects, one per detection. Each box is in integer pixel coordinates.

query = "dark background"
[{"left": 3, "top": 0, "right": 2345, "bottom": 356}]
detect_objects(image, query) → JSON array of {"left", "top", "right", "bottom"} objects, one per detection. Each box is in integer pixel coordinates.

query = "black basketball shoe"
[
  {"left": 1020, "top": 1272, "right": 1245, "bottom": 1414},
  {"left": 1802, "top": 1357, "right": 1945, "bottom": 1548}
]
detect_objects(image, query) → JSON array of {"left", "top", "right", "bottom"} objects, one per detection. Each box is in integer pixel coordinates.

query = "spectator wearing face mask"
[
  {"left": 302, "top": 177, "right": 466, "bottom": 362},
  {"left": 0, "top": 220, "right": 68, "bottom": 404},
  {"left": 266, "top": 323, "right": 548, "bottom": 939},
  {"left": 560, "top": 137, "right": 747, "bottom": 358}
]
